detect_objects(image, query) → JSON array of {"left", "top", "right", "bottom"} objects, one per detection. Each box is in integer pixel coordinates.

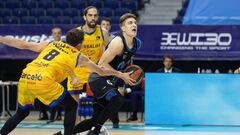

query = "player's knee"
[
  {"left": 111, "top": 95, "right": 124, "bottom": 106},
  {"left": 105, "top": 89, "right": 119, "bottom": 101},
  {"left": 72, "top": 94, "right": 79, "bottom": 102},
  {"left": 17, "top": 107, "right": 30, "bottom": 118},
  {"left": 73, "top": 100, "right": 78, "bottom": 109},
  {"left": 66, "top": 100, "right": 78, "bottom": 111}
]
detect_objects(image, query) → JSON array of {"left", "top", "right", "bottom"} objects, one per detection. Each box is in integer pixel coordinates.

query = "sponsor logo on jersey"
[{"left": 21, "top": 73, "right": 42, "bottom": 81}]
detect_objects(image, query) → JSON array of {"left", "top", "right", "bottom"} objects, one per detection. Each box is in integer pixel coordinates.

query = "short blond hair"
[{"left": 119, "top": 13, "right": 137, "bottom": 26}]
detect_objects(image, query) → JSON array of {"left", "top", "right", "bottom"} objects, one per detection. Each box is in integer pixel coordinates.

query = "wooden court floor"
[
  {"left": 2, "top": 111, "right": 240, "bottom": 135},
  {"left": 4, "top": 122, "right": 240, "bottom": 135},
  {"left": 10, "top": 129, "right": 144, "bottom": 135},
  {"left": 9, "top": 128, "right": 240, "bottom": 135}
]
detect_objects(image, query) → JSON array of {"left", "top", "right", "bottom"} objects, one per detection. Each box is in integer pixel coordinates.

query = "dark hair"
[
  {"left": 66, "top": 29, "right": 84, "bottom": 47},
  {"left": 119, "top": 13, "right": 137, "bottom": 26},
  {"left": 101, "top": 17, "right": 111, "bottom": 23},
  {"left": 83, "top": 6, "right": 98, "bottom": 16},
  {"left": 163, "top": 55, "right": 174, "bottom": 62}
]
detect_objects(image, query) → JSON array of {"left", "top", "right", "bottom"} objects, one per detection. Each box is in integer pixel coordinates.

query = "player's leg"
[
  {"left": 56, "top": 106, "right": 62, "bottom": 120},
  {"left": 54, "top": 100, "right": 104, "bottom": 135},
  {"left": 68, "top": 77, "right": 85, "bottom": 122},
  {"left": 71, "top": 93, "right": 80, "bottom": 102},
  {"left": 110, "top": 112, "right": 119, "bottom": 128},
  {"left": 82, "top": 74, "right": 124, "bottom": 134},
  {"left": 41, "top": 81, "right": 78, "bottom": 135},
  {"left": 0, "top": 80, "right": 34, "bottom": 135},
  {"left": 58, "top": 92, "right": 78, "bottom": 135},
  {"left": 47, "top": 106, "right": 57, "bottom": 123},
  {"left": 48, "top": 105, "right": 62, "bottom": 123},
  {"left": 36, "top": 99, "right": 49, "bottom": 120},
  {"left": 0, "top": 106, "right": 31, "bottom": 135},
  {"left": 69, "top": 91, "right": 81, "bottom": 125},
  {"left": 88, "top": 89, "right": 124, "bottom": 134},
  {"left": 72, "top": 101, "right": 105, "bottom": 134}
]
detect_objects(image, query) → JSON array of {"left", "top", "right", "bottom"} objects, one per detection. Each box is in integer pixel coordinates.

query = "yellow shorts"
[
  {"left": 18, "top": 73, "right": 66, "bottom": 110},
  {"left": 67, "top": 67, "right": 91, "bottom": 94}
]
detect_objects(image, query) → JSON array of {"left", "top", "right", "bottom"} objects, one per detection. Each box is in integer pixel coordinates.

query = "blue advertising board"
[
  {"left": 145, "top": 73, "right": 240, "bottom": 125},
  {"left": 1, "top": 25, "right": 240, "bottom": 60}
]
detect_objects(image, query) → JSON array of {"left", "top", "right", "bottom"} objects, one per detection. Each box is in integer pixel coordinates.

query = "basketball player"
[
  {"left": 0, "top": 29, "right": 134, "bottom": 135},
  {"left": 67, "top": 6, "right": 109, "bottom": 103},
  {"left": 37, "top": 27, "right": 63, "bottom": 122},
  {"left": 69, "top": 13, "right": 141, "bottom": 135},
  {"left": 100, "top": 17, "right": 121, "bottom": 128}
]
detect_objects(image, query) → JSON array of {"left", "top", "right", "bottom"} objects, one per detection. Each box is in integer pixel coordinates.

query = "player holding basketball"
[
  {"left": 69, "top": 13, "right": 141, "bottom": 135},
  {"left": 68, "top": 6, "right": 109, "bottom": 102},
  {"left": 0, "top": 29, "right": 133, "bottom": 135}
]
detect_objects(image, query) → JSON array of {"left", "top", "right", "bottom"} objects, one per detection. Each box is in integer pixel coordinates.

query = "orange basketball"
[{"left": 124, "top": 64, "right": 144, "bottom": 85}]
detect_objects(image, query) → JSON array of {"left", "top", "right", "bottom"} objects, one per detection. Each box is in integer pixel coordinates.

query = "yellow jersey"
[
  {"left": 76, "top": 25, "right": 104, "bottom": 63},
  {"left": 67, "top": 25, "right": 104, "bottom": 92},
  {"left": 23, "top": 41, "right": 80, "bottom": 83},
  {"left": 18, "top": 41, "right": 80, "bottom": 107}
]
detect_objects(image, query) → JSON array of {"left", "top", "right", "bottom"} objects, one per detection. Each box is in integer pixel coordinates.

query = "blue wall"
[
  {"left": 145, "top": 73, "right": 240, "bottom": 125},
  {"left": 184, "top": 0, "right": 240, "bottom": 24}
]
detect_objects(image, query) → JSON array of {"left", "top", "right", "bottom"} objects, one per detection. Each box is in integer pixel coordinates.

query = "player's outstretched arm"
[
  {"left": 0, "top": 36, "right": 49, "bottom": 52},
  {"left": 77, "top": 54, "right": 135, "bottom": 86}
]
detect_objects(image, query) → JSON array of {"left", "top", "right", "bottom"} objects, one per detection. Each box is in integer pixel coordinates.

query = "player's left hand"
[
  {"left": 71, "top": 77, "right": 80, "bottom": 86},
  {"left": 119, "top": 71, "right": 136, "bottom": 86}
]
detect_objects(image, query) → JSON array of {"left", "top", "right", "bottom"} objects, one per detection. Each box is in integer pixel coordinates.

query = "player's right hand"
[{"left": 118, "top": 71, "right": 136, "bottom": 86}]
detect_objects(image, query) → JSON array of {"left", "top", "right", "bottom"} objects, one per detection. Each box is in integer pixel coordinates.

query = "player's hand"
[
  {"left": 118, "top": 71, "right": 136, "bottom": 86},
  {"left": 71, "top": 77, "right": 80, "bottom": 86},
  {"left": 234, "top": 68, "right": 240, "bottom": 74}
]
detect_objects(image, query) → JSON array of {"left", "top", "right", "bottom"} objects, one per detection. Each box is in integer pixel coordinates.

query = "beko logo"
[{"left": 161, "top": 32, "right": 232, "bottom": 46}]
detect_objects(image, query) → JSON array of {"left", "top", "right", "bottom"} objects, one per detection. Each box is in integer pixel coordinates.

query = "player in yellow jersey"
[
  {"left": 67, "top": 6, "right": 109, "bottom": 102},
  {"left": 0, "top": 29, "right": 134, "bottom": 135}
]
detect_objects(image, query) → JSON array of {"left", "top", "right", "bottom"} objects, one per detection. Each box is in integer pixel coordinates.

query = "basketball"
[{"left": 124, "top": 64, "right": 144, "bottom": 85}]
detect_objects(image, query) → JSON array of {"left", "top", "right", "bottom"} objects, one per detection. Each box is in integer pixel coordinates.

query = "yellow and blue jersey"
[
  {"left": 18, "top": 41, "right": 80, "bottom": 108},
  {"left": 67, "top": 25, "right": 105, "bottom": 93}
]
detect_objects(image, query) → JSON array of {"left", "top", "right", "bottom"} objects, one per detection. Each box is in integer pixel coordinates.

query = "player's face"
[
  {"left": 76, "top": 42, "right": 83, "bottom": 50},
  {"left": 76, "top": 37, "right": 84, "bottom": 50},
  {"left": 101, "top": 20, "right": 111, "bottom": 31},
  {"left": 52, "top": 28, "right": 62, "bottom": 41},
  {"left": 84, "top": 8, "right": 99, "bottom": 28},
  {"left": 163, "top": 58, "right": 173, "bottom": 70},
  {"left": 121, "top": 18, "right": 137, "bottom": 37}
]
